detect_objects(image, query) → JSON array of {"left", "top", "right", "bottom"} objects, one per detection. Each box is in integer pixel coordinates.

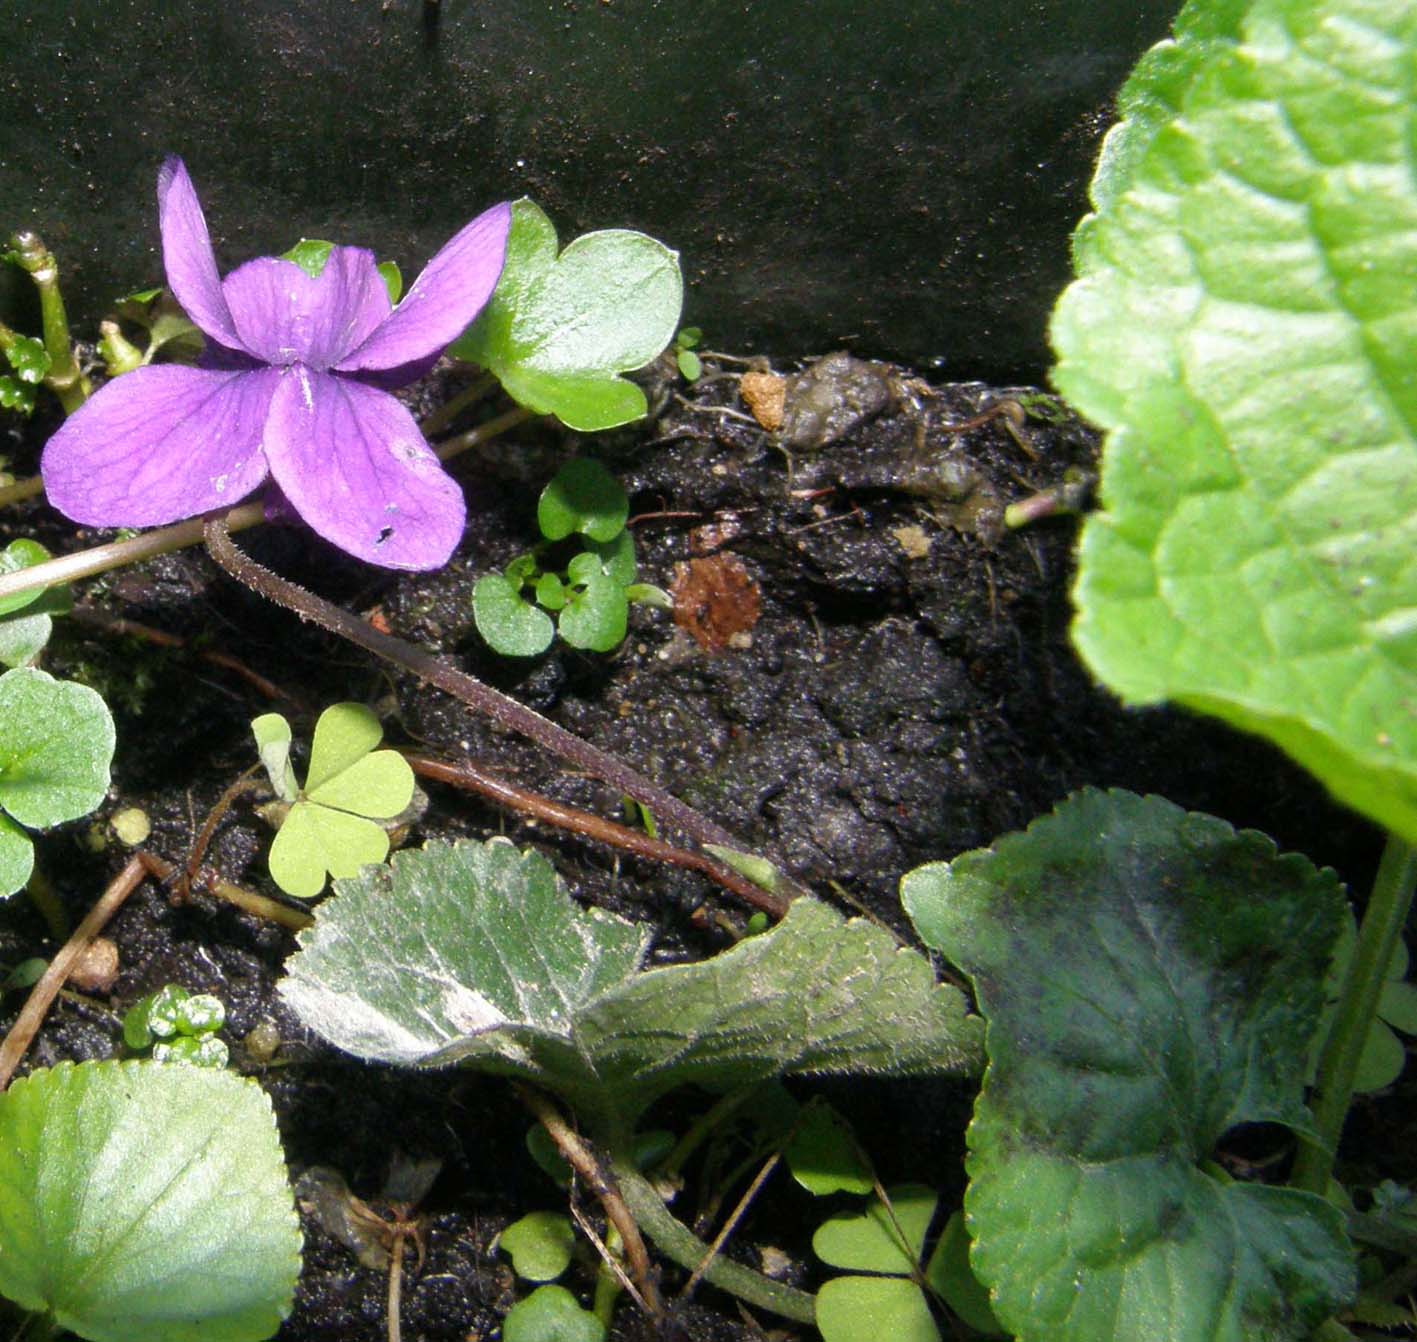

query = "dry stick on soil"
[
  {"left": 404, "top": 754, "right": 788, "bottom": 918},
  {"left": 203, "top": 515, "right": 809, "bottom": 907},
  {"left": 181, "top": 768, "right": 265, "bottom": 895},
  {"left": 0, "top": 852, "right": 155, "bottom": 1090},
  {"left": 680, "top": 1151, "right": 782, "bottom": 1305},
  {"left": 514, "top": 1082, "right": 663, "bottom": 1317}
]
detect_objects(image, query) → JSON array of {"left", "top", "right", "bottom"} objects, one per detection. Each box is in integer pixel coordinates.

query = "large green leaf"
[
  {"left": 281, "top": 838, "right": 981, "bottom": 1125},
  {"left": 902, "top": 789, "right": 1354, "bottom": 1342},
  {"left": 0, "top": 1060, "right": 301, "bottom": 1342},
  {"left": 0, "top": 668, "right": 114, "bottom": 831},
  {"left": 449, "top": 199, "right": 682, "bottom": 432},
  {"left": 1052, "top": 0, "right": 1417, "bottom": 841}
]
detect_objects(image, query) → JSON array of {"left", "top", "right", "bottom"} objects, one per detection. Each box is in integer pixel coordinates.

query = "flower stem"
[
  {"left": 417, "top": 370, "right": 498, "bottom": 438},
  {"left": 1292, "top": 831, "right": 1417, "bottom": 1194},
  {"left": 0, "top": 501, "right": 266, "bottom": 608},
  {"left": 0, "top": 475, "right": 45, "bottom": 507},
  {"left": 7, "top": 231, "right": 90, "bottom": 413}
]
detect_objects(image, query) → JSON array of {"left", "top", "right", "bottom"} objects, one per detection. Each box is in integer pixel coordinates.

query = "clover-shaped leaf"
[
  {"left": 1052, "top": 0, "right": 1417, "bottom": 841},
  {"left": 450, "top": 199, "right": 682, "bottom": 431},
  {"left": 251, "top": 703, "right": 414, "bottom": 900},
  {"left": 0, "top": 1059, "right": 300, "bottom": 1342},
  {"left": 902, "top": 788, "right": 1355, "bottom": 1342},
  {"left": 280, "top": 838, "right": 980, "bottom": 1128},
  {"left": 0, "top": 668, "right": 115, "bottom": 898},
  {"left": 499, "top": 1211, "right": 576, "bottom": 1282}
]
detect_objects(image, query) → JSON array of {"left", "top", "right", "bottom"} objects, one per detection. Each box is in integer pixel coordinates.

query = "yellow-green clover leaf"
[{"left": 251, "top": 703, "right": 414, "bottom": 900}]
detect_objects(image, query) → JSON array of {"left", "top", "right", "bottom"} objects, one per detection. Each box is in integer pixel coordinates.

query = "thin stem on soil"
[
  {"left": 679, "top": 1151, "right": 781, "bottom": 1304},
  {"left": 22, "top": 866, "right": 67, "bottom": 942},
  {"left": 514, "top": 1083, "right": 663, "bottom": 1316},
  {"left": 607, "top": 1141, "right": 817, "bottom": 1325},
  {"left": 1292, "top": 831, "right": 1417, "bottom": 1195},
  {"left": 404, "top": 754, "right": 788, "bottom": 918},
  {"left": 203, "top": 516, "right": 807, "bottom": 894},
  {"left": 0, "top": 852, "right": 155, "bottom": 1091},
  {"left": 0, "top": 474, "right": 45, "bottom": 508},
  {"left": 416, "top": 371, "right": 498, "bottom": 438}
]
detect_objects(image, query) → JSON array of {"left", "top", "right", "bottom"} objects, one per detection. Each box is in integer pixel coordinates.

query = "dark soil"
[{"left": 0, "top": 352, "right": 1388, "bottom": 1341}]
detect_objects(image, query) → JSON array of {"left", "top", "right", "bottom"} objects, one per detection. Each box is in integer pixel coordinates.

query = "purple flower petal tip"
[{"left": 38, "top": 158, "right": 509, "bottom": 572}]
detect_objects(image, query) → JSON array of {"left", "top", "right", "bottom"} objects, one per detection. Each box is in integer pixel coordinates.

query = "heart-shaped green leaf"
[
  {"left": 784, "top": 1099, "right": 874, "bottom": 1197},
  {"left": 557, "top": 570, "right": 628, "bottom": 653},
  {"left": 499, "top": 1211, "right": 576, "bottom": 1282},
  {"left": 902, "top": 788, "right": 1355, "bottom": 1342},
  {"left": 502, "top": 1285, "right": 606, "bottom": 1342},
  {"left": 813, "top": 1185, "right": 936, "bottom": 1274},
  {"left": 0, "top": 1059, "right": 300, "bottom": 1342},
  {"left": 450, "top": 199, "right": 682, "bottom": 431},
  {"left": 815, "top": 1277, "right": 939, "bottom": 1342},
  {"left": 281, "top": 838, "right": 981, "bottom": 1127},
  {"left": 1052, "top": 0, "right": 1417, "bottom": 841},
  {"left": 537, "top": 460, "right": 629, "bottom": 544},
  {"left": 473, "top": 573, "right": 556, "bottom": 656}
]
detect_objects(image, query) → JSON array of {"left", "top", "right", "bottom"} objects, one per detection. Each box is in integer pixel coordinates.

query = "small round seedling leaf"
[
  {"left": 282, "top": 238, "right": 334, "bottom": 277},
  {"left": 499, "top": 1211, "right": 576, "bottom": 1282},
  {"left": 537, "top": 460, "right": 629, "bottom": 543},
  {"left": 1352, "top": 1020, "right": 1406, "bottom": 1093},
  {"left": 450, "top": 199, "right": 683, "bottom": 432},
  {"left": 474, "top": 573, "right": 556, "bottom": 656},
  {"left": 0, "top": 812, "right": 34, "bottom": 898},
  {"left": 0, "top": 1059, "right": 301, "bottom": 1342},
  {"left": 152, "top": 1035, "right": 231, "bottom": 1068},
  {"left": 5, "top": 333, "right": 50, "bottom": 385},
  {"left": 558, "top": 571, "right": 628, "bottom": 652},
  {"left": 377, "top": 261, "right": 402, "bottom": 305},
  {"left": 268, "top": 801, "right": 391, "bottom": 900},
  {"left": 0, "top": 612, "right": 54, "bottom": 669},
  {"left": 535, "top": 571, "right": 568, "bottom": 611},
  {"left": 815, "top": 1276, "right": 939, "bottom": 1342},
  {"left": 0, "top": 668, "right": 115, "bottom": 830},
  {"left": 1380, "top": 979, "right": 1417, "bottom": 1036},
  {"left": 178, "top": 992, "right": 227, "bottom": 1034},
  {"left": 146, "top": 984, "right": 192, "bottom": 1038},
  {"left": 785, "top": 1100, "right": 874, "bottom": 1197},
  {"left": 813, "top": 1185, "right": 938, "bottom": 1274},
  {"left": 0, "top": 539, "right": 55, "bottom": 617},
  {"left": 503, "top": 1285, "right": 606, "bottom": 1342}
]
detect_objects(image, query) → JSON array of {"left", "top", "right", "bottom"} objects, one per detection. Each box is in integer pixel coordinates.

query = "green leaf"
[
  {"left": 784, "top": 1099, "right": 874, "bottom": 1197},
  {"left": 4, "top": 333, "right": 50, "bottom": 384},
  {"left": 0, "top": 813, "right": 34, "bottom": 899},
  {"left": 473, "top": 573, "right": 556, "bottom": 656},
  {"left": 268, "top": 800, "right": 391, "bottom": 901},
  {"left": 1051, "top": 0, "right": 1417, "bottom": 842},
  {"left": 152, "top": 1035, "right": 230, "bottom": 1068},
  {"left": 0, "top": 668, "right": 115, "bottom": 830},
  {"left": 537, "top": 460, "right": 630, "bottom": 544},
  {"left": 0, "top": 1059, "right": 300, "bottom": 1342},
  {"left": 902, "top": 788, "right": 1355, "bottom": 1342},
  {"left": 499, "top": 1211, "right": 576, "bottom": 1282},
  {"left": 280, "top": 838, "right": 981, "bottom": 1126},
  {"left": 0, "top": 374, "right": 36, "bottom": 414},
  {"left": 677, "top": 348, "right": 702, "bottom": 381},
  {"left": 813, "top": 1184, "right": 936, "bottom": 1274},
  {"left": 251, "top": 712, "right": 299, "bottom": 803},
  {"left": 586, "top": 530, "right": 636, "bottom": 587},
  {"left": 502, "top": 1285, "right": 606, "bottom": 1342},
  {"left": 450, "top": 199, "right": 683, "bottom": 431},
  {"left": 0, "top": 541, "right": 69, "bottom": 666},
  {"left": 377, "top": 261, "right": 403, "bottom": 305},
  {"left": 926, "top": 1211, "right": 1006, "bottom": 1336},
  {"left": 557, "top": 571, "right": 628, "bottom": 653},
  {"left": 535, "top": 571, "right": 568, "bottom": 612},
  {"left": 0, "top": 539, "right": 58, "bottom": 617},
  {"left": 815, "top": 1276, "right": 939, "bottom": 1342},
  {"left": 0, "top": 612, "right": 53, "bottom": 669},
  {"left": 303, "top": 702, "right": 384, "bottom": 797}
]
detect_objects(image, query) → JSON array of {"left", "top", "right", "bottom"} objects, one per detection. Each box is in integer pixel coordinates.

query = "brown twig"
[
  {"left": 680, "top": 1152, "right": 782, "bottom": 1304},
  {"left": 404, "top": 754, "right": 788, "bottom": 918},
  {"left": 514, "top": 1082, "right": 664, "bottom": 1317},
  {"left": 181, "top": 769, "right": 264, "bottom": 895},
  {"left": 143, "top": 851, "right": 313, "bottom": 933},
  {"left": 0, "top": 852, "right": 157, "bottom": 1090}
]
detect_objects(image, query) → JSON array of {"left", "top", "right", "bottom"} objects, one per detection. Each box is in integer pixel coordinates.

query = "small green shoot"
[
  {"left": 473, "top": 460, "right": 668, "bottom": 657},
  {"left": 674, "top": 326, "right": 702, "bottom": 382},
  {"left": 0, "top": 667, "right": 114, "bottom": 898},
  {"left": 251, "top": 702, "right": 415, "bottom": 900},
  {"left": 123, "top": 984, "right": 230, "bottom": 1068},
  {"left": 109, "top": 286, "right": 203, "bottom": 371},
  {"left": 0, "top": 1059, "right": 301, "bottom": 1342},
  {"left": 450, "top": 198, "right": 683, "bottom": 431},
  {"left": 497, "top": 1209, "right": 607, "bottom": 1341}
]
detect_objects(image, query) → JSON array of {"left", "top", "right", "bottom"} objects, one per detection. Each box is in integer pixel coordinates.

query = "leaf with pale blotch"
[{"left": 282, "top": 838, "right": 981, "bottom": 1125}]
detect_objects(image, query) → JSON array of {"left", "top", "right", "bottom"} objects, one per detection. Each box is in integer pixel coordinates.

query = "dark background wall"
[{"left": 1, "top": 0, "right": 1177, "bottom": 381}]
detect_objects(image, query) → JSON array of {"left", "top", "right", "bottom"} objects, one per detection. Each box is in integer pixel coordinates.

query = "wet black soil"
[{"left": 0, "top": 353, "right": 1388, "bottom": 1341}]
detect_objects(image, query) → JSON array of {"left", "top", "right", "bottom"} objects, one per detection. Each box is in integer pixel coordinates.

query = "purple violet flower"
[{"left": 42, "top": 157, "right": 511, "bottom": 570}]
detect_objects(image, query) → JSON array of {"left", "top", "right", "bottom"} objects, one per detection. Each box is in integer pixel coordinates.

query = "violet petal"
[
  {"left": 42, "top": 364, "right": 278, "bottom": 526},
  {"left": 336, "top": 201, "right": 511, "bottom": 378},
  {"left": 262, "top": 368, "right": 466, "bottom": 570},
  {"left": 224, "top": 247, "right": 392, "bottom": 371},
  {"left": 157, "top": 157, "right": 251, "bottom": 356}
]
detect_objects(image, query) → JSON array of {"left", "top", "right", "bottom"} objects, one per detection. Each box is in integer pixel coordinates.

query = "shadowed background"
[{"left": 1, "top": 0, "right": 1175, "bottom": 380}]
